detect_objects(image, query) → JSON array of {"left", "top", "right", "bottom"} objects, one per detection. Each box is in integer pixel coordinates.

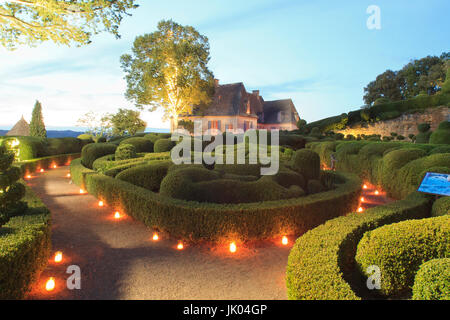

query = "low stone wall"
[{"left": 336, "top": 106, "right": 449, "bottom": 138}]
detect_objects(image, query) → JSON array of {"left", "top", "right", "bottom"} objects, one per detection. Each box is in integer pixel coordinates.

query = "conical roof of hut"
[{"left": 6, "top": 116, "right": 30, "bottom": 136}]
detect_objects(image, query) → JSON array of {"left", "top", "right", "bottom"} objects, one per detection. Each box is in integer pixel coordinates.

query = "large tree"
[
  {"left": 108, "top": 108, "right": 146, "bottom": 136},
  {"left": 77, "top": 111, "right": 111, "bottom": 138},
  {"left": 120, "top": 20, "right": 215, "bottom": 131},
  {"left": 0, "top": 0, "right": 138, "bottom": 49},
  {"left": 363, "top": 52, "right": 449, "bottom": 105},
  {"left": 29, "top": 100, "right": 46, "bottom": 138}
]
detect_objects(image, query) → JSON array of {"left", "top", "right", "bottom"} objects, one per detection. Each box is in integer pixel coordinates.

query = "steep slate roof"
[
  {"left": 6, "top": 116, "right": 30, "bottom": 136},
  {"left": 262, "top": 99, "right": 299, "bottom": 124},
  {"left": 190, "top": 82, "right": 261, "bottom": 117}
]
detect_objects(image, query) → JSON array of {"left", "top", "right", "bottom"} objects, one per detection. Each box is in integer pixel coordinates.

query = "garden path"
[{"left": 24, "top": 166, "right": 391, "bottom": 300}]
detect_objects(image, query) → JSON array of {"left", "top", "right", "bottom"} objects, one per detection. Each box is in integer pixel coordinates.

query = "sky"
[{"left": 0, "top": 0, "right": 449, "bottom": 130}]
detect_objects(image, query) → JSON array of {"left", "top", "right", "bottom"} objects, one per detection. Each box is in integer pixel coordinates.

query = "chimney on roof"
[
  {"left": 214, "top": 79, "right": 219, "bottom": 87},
  {"left": 252, "top": 90, "right": 260, "bottom": 97}
]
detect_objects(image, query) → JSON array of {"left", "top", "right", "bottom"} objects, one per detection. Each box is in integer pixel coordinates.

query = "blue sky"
[{"left": 0, "top": 0, "right": 449, "bottom": 130}]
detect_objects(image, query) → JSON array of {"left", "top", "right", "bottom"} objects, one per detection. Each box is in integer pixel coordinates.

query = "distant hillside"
[{"left": 0, "top": 130, "right": 83, "bottom": 138}]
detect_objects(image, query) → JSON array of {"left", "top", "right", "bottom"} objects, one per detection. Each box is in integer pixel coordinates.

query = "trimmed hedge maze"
[
  {"left": 0, "top": 182, "right": 51, "bottom": 299},
  {"left": 286, "top": 140, "right": 450, "bottom": 300},
  {"left": 70, "top": 154, "right": 362, "bottom": 242}
]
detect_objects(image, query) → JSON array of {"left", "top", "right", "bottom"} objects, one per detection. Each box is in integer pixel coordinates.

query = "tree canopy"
[
  {"left": 0, "top": 0, "right": 138, "bottom": 49},
  {"left": 108, "top": 108, "right": 146, "bottom": 136},
  {"left": 120, "top": 20, "right": 215, "bottom": 130},
  {"left": 77, "top": 111, "right": 111, "bottom": 138},
  {"left": 29, "top": 100, "right": 46, "bottom": 138},
  {"left": 363, "top": 52, "right": 449, "bottom": 105}
]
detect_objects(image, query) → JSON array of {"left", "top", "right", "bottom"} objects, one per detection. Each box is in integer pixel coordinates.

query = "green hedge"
[
  {"left": 0, "top": 136, "right": 88, "bottom": 161},
  {"left": 0, "top": 182, "right": 51, "bottom": 299},
  {"left": 154, "top": 138, "right": 176, "bottom": 153},
  {"left": 355, "top": 215, "right": 449, "bottom": 297},
  {"left": 119, "top": 137, "right": 154, "bottom": 153},
  {"left": 70, "top": 159, "right": 361, "bottom": 242},
  {"left": 429, "top": 121, "right": 450, "bottom": 145},
  {"left": 115, "top": 144, "right": 137, "bottom": 161},
  {"left": 432, "top": 197, "right": 450, "bottom": 217},
  {"left": 412, "top": 258, "right": 450, "bottom": 300},
  {"left": 308, "top": 141, "right": 450, "bottom": 199},
  {"left": 81, "top": 143, "right": 117, "bottom": 169},
  {"left": 116, "top": 161, "right": 173, "bottom": 192},
  {"left": 286, "top": 192, "right": 431, "bottom": 300},
  {"left": 15, "top": 153, "right": 80, "bottom": 176}
]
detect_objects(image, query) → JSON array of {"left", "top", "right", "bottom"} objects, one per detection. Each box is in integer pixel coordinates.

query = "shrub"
[
  {"left": 45, "top": 137, "right": 84, "bottom": 155},
  {"left": 272, "top": 169, "right": 306, "bottom": 190},
  {"left": 279, "top": 134, "right": 306, "bottom": 150},
  {"left": 116, "top": 161, "right": 173, "bottom": 192},
  {"left": 412, "top": 258, "right": 450, "bottom": 300},
  {"left": 0, "top": 182, "right": 51, "bottom": 299},
  {"left": 115, "top": 144, "right": 137, "bottom": 161},
  {"left": 154, "top": 138, "right": 176, "bottom": 153},
  {"left": 290, "top": 149, "right": 320, "bottom": 181},
  {"left": 307, "top": 179, "right": 325, "bottom": 194},
  {"left": 96, "top": 136, "right": 107, "bottom": 143},
  {"left": 310, "top": 127, "right": 322, "bottom": 138},
  {"left": 431, "top": 197, "right": 450, "bottom": 217},
  {"left": 397, "top": 135, "right": 405, "bottom": 140},
  {"left": 418, "top": 123, "right": 431, "bottom": 133},
  {"left": 144, "top": 133, "right": 162, "bottom": 144},
  {"left": 429, "top": 145, "right": 450, "bottom": 155},
  {"left": 0, "top": 146, "right": 26, "bottom": 226},
  {"left": 77, "top": 133, "right": 94, "bottom": 142},
  {"left": 120, "top": 137, "right": 154, "bottom": 153},
  {"left": 0, "top": 136, "right": 47, "bottom": 161},
  {"left": 81, "top": 143, "right": 117, "bottom": 169},
  {"left": 429, "top": 121, "right": 450, "bottom": 145},
  {"left": 286, "top": 192, "right": 431, "bottom": 300},
  {"left": 356, "top": 215, "right": 449, "bottom": 297},
  {"left": 71, "top": 159, "right": 361, "bottom": 242}
]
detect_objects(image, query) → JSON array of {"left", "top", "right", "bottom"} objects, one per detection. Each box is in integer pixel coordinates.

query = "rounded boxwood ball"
[
  {"left": 412, "top": 258, "right": 450, "bottom": 300},
  {"left": 115, "top": 143, "right": 137, "bottom": 161},
  {"left": 154, "top": 138, "right": 176, "bottom": 153},
  {"left": 290, "top": 149, "right": 320, "bottom": 181}
]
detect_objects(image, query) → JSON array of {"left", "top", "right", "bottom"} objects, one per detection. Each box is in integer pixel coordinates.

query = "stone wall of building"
[{"left": 335, "top": 106, "right": 449, "bottom": 138}]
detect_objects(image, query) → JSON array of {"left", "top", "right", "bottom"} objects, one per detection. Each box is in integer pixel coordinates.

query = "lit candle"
[
  {"left": 153, "top": 233, "right": 159, "bottom": 241},
  {"left": 98, "top": 201, "right": 104, "bottom": 207},
  {"left": 114, "top": 211, "right": 121, "bottom": 219},
  {"left": 357, "top": 207, "right": 364, "bottom": 213},
  {"left": 360, "top": 197, "right": 365, "bottom": 202},
  {"left": 67, "top": 173, "right": 71, "bottom": 178},
  {"left": 53, "top": 165, "right": 57, "bottom": 169},
  {"left": 54, "top": 251, "right": 63, "bottom": 263},
  {"left": 26, "top": 175, "right": 32, "bottom": 179},
  {"left": 229, "top": 242, "right": 237, "bottom": 253},
  {"left": 363, "top": 184, "right": 368, "bottom": 189},
  {"left": 177, "top": 242, "right": 184, "bottom": 250},
  {"left": 45, "top": 278, "right": 55, "bottom": 291},
  {"left": 282, "top": 236, "right": 289, "bottom": 245},
  {"left": 79, "top": 189, "right": 85, "bottom": 194},
  {"left": 40, "top": 169, "right": 44, "bottom": 173}
]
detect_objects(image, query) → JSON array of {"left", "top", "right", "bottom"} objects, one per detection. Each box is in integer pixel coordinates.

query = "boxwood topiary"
[
  {"left": 81, "top": 143, "right": 117, "bottom": 169},
  {"left": 290, "top": 149, "right": 320, "bottom": 181},
  {"left": 429, "top": 121, "right": 450, "bottom": 145},
  {"left": 412, "top": 258, "right": 450, "bottom": 300},
  {"left": 355, "top": 215, "right": 449, "bottom": 298},
  {"left": 120, "top": 137, "right": 154, "bottom": 153},
  {"left": 154, "top": 138, "right": 176, "bottom": 153},
  {"left": 115, "top": 144, "right": 137, "bottom": 161},
  {"left": 431, "top": 197, "right": 450, "bottom": 217},
  {"left": 307, "top": 179, "right": 325, "bottom": 194},
  {"left": 116, "top": 161, "right": 173, "bottom": 192}
]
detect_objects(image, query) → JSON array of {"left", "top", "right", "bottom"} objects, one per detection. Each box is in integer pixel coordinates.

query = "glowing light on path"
[
  {"left": 152, "top": 233, "right": 159, "bottom": 241},
  {"left": 357, "top": 207, "right": 364, "bottom": 213},
  {"left": 67, "top": 173, "right": 71, "bottom": 178},
  {"left": 282, "top": 236, "right": 289, "bottom": 246},
  {"left": 54, "top": 251, "right": 63, "bottom": 263},
  {"left": 363, "top": 184, "right": 368, "bottom": 189},
  {"left": 177, "top": 242, "right": 184, "bottom": 250},
  {"left": 374, "top": 190, "right": 380, "bottom": 195},
  {"left": 40, "top": 169, "right": 44, "bottom": 173},
  {"left": 114, "top": 211, "right": 121, "bottom": 219},
  {"left": 79, "top": 189, "right": 86, "bottom": 194},
  {"left": 98, "top": 201, "right": 104, "bottom": 207},
  {"left": 229, "top": 242, "right": 237, "bottom": 253},
  {"left": 26, "top": 175, "right": 32, "bottom": 179},
  {"left": 45, "top": 278, "right": 55, "bottom": 291},
  {"left": 360, "top": 197, "right": 365, "bottom": 202}
]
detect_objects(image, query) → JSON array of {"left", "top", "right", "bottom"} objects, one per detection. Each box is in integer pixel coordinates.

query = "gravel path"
[
  {"left": 25, "top": 166, "right": 391, "bottom": 300},
  {"left": 25, "top": 166, "right": 291, "bottom": 300}
]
